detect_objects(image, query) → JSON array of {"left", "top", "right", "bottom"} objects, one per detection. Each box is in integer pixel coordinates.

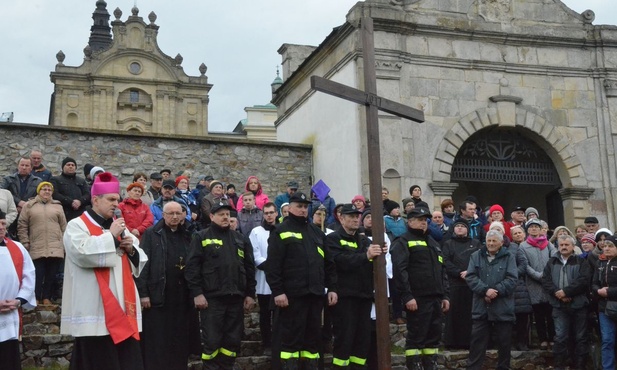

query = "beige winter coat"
[{"left": 17, "top": 196, "right": 67, "bottom": 260}]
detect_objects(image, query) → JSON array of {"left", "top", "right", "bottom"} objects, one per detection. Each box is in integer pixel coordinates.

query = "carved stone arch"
[
  {"left": 431, "top": 106, "right": 587, "bottom": 189},
  {"left": 94, "top": 52, "right": 178, "bottom": 81}
]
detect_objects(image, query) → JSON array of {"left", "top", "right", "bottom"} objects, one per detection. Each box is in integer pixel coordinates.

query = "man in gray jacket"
[
  {"left": 541, "top": 235, "right": 591, "bottom": 370},
  {"left": 465, "top": 230, "right": 517, "bottom": 370}
]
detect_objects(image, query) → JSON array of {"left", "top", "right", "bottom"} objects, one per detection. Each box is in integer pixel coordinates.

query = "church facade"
[
  {"left": 273, "top": 0, "right": 617, "bottom": 230},
  {"left": 49, "top": 1, "right": 211, "bottom": 136}
]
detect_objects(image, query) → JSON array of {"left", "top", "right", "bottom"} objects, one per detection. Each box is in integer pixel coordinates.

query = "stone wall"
[{"left": 0, "top": 123, "right": 313, "bottom": 196}]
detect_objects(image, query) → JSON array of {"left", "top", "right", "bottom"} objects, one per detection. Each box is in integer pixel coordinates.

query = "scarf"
[{"left": 526, "top": 234, "right": 548, "bottom": 250}]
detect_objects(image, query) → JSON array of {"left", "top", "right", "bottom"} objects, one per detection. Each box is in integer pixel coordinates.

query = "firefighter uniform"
[
  {"left": 327, "top": 204, "right": 374, "bottom": 369},
  {"left": 265, "top": 192, "right": 337, "bottom": 370},
  {"left": 391, "top": 207, "right": 449, "bottom": 370},
  {"left": 185, "top": 202, "right": 256, "bottom": 370}
]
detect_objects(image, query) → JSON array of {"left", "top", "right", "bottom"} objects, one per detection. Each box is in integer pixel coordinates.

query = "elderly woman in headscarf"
[
  {"left": 17, "top": 181, "right": 67, "bottom": 305},
  {"left": 442, "top": 220, "right": 482, "bottom": 349}
]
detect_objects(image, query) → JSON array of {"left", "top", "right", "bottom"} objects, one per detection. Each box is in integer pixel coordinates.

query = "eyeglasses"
[{"left": 164, "top": 212, "right": 183, "bottom": 217}]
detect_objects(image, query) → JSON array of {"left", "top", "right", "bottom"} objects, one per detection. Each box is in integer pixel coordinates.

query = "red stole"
[
  {"left": 5, "top": 238, "right": 24, "bottom": 339},
  {"left": 79, "top": 214, "right": 139, "bottom": 344}
]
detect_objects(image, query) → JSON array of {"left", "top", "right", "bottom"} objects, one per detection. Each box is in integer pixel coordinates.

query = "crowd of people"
[{"left": 1, "top": 149, "right": 617, "bottom": 370}]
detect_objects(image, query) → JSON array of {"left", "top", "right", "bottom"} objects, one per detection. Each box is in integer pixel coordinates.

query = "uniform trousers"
[
  {"left": 467, "top": 320, "right": 512, "bottom": 370},
  {"left": 405, "top": 297, "right": 442, "bottom": 352},
  {"left": 69, "top": 336, "right": 144, "bottom": 370},
  {"left": 200, "top": 295, "right": 244, "bottom": 370},
  {"left": 0, "top": 339, "right": 21, "bottom": 370},
  {"left": 257, "top": 294, "right": 273, "bottom": 348},
  {"left": 279, "top": 294, "right": 323, "bottom": 359},
  {"left": 331, "top": 297, "right": 372, "bottom": 367}
]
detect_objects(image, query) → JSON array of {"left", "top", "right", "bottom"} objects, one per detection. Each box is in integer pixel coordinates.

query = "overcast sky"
[{"left": 0, "top": 0, "right": 614, "bottom": 132}]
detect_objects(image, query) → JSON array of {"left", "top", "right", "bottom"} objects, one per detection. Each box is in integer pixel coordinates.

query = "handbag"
[{"left": 606, "top": 301, "right": 617, "bottom": 321}]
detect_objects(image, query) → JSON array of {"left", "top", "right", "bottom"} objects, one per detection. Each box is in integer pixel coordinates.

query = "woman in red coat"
[{"left": 118, "top": 182, "right": 154, "bottom": 240}]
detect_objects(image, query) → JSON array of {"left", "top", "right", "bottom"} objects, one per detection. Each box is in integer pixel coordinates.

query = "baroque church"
[{"left": 272, "top": 0, "right": 617, "bottom": 230}]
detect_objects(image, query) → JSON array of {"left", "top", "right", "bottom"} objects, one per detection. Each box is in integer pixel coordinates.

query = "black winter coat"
[
  {"left": 327, "top": 228, "right": 373, "bottom": 299},
  {"left": 50, "top": 173, "right": 90, "bottom": 220},
  {"left": 391, "top": 228, "right": 449, "bottom": 304},
  {"left": 1, "top": 173, "right": 41, "bottom": 206},
  {"left": 265, "top": 213, "right": 337, "bottom": 298},
  {"left": 591, "top": 256, "right": 617, "bottom": 311},
  {"left": 542, "top": 254, "right": 591, "bottom": 309},
  {"left": 136, "top": 220, "right": 192, "bottom": 307},
  {"left": 185, "top": 222, "right": 256, "bottom": 299},
  {"left": 508, "top": 243, "right": 533, "bottom": 314}
]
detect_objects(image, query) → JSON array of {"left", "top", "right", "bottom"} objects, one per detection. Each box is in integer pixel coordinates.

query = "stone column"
[
  {"left": 558, "top": 187, "right": 595, "bottom": 230},
  {"left": 428, "top": 182, "right": 459, "bottom": 211}
]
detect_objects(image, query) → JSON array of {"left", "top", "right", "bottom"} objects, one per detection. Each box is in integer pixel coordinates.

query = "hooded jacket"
[
  {"left": 236, "top": 176, "right": 269, "bottom": 211},
  {"left": 17, "top": 195, "right": 67, "bottom": 260}
]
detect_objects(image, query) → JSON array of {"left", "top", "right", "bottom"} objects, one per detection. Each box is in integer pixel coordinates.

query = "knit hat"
[
  {"left": 126, "top": 182, "right": 145, "bottom": 193},
  {"left": 62, "top": 157, "right": 77, "bottom": 168},
  {"left": 91, "top": 172, "right": 120, "bottom": 196},
  {"left": 409, "top": 185, "right": 421, "bottom": 195},
  {"left": 402, "top": 198, "right": 414, "bottom": 209},
  {"left": 581, "top": 234, "right": 597, "bottom": 246},
  {"left": 210, "top": 180, "right": 223, "bottom": 191},
  {"left": 525, "top": 207, "right": 539, "bottom": 219},
  {"left": 384, "top": 200, "right": 400, "bottom": 214},
  {"left": 227, "top": 184, "right": 235, "bottom": 191},
  {"left": 525, "top": 218, "right": 542, "bottom": 229},
  {"left": 595, "top": 228, "right": 613, "bottom": 243},
  {"left": 175, "top": 176, "right": 189, "bottom": 187},
  {"left": 83, "top": 163, "right": 94, "bottom": 177},
  {"left": 89, "top": 166, "right": 105, "bottom": 180},
  {"left": 361, "top": 209, "right": 372, "bottom": 223},
  {"left": 452, "top": 220, "right": 469, "bottom": 230},
  {"left": 489, "top": 221, "right": 505, "bottom": 234},
  {"left": 489, "top": 204, "right": 505, "bottom": 216},
  {"left": 36, "top": 181, "right": 54, "bottom": 194},
  {"left": 352, "top": 195, "right": 366, "bottom": 204}
]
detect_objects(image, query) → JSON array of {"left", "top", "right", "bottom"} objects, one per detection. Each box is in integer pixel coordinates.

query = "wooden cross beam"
[{"left": 310, "top": 17, "right": 425, "bottom": 370}]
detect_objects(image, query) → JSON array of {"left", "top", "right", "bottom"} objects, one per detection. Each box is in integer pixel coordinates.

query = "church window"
[
  {"left": 130, "top": 90, "right": 139, "bottom": 103},
  {"left": 129, "top": 61, "right": 142, "bottom": 75}
]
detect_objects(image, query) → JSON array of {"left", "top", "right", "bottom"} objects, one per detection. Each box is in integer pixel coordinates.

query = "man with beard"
[
  {"left": 327, "top": 204, "right": 384, "bottom": 369},
  {"left": 249, "top": 202, "right": 278, "bottom": 356},
  {"left": 391, "top": 206, "right": 449, "bottom": 370},
  {"left": 266, "top": 192, "right": 338, "bottom": 370},
  {"left": 50, "top": 157, "right": 91, "bottom": 221},
  {"left": 137, "top": 201, "right": 199, "bottom": 370},
  {"left": 186, "top": 201, "right": 256, "bottom": 370}
]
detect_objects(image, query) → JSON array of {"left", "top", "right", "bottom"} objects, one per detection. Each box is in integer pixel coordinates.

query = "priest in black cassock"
[{"left": 137, "top": 201, "right": 200, "bottom": 370}]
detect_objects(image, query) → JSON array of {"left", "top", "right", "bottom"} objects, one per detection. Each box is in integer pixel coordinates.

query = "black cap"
[
  {"left": 384, "top": 200, "right": 400, "bottom": 214},
  {"left": 415, "top": 201, "right": 429, "bottom": 209},
  {"left": 584, "top": 216, "right": 599, "bottom": 224},
  {"left": 511, "top": 206, "right": 525, "bottom": 212},
  {"left": 525, "top": 218, "right": 542, "bottom": 229},
  {"left": 204, "top": 175, "right": 214, "bottom": 181},
  {"left": 287, "top": 181, "right": 299, "bottom": 189},
  {"left": 83, "top": 163, "right": 94, "bottom": 177},
  {"left": 604, "top": 235, "right": 617, "bottom": 246},
  {"left": 150, "top": 172, "right": 163, "bottom": 180},
  {"left": 211, "top": 201, "right": 233, "bottom": 214},
  {"left": 160, "top": 169, "right": 171, "bottom": 175},
  {"left": 289, "top": 192, "right": 311, "bottom": 204},
  {"left": 162, "top": 179, "right": 175, "bottom": 188},
  {"left": 406, "top": 207, "right": 431, "bottom": 219},
  {"left": 340, "top": 203, "right": 362, "bottom": 215}
]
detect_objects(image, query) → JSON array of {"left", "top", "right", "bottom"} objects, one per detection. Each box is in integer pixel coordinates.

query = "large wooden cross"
[{"left": 311, "top": 17, "right": 424, "bottom": 370}]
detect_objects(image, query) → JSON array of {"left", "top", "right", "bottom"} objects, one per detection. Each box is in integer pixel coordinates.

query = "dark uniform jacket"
[
  {"left": 466, "top": 246, "right": 518, "bottom": 321},
  {"left": 541, "top": 254, "right": 591, "bottom": 309},
  {"left": 1, "top": 173, "right": 42, "bottom": 206},
  {"left": 591, "top": 256, "right": 617, "bottom": 312},
  {"left": 327, "top": 227, "right": 373, "bottom": 299},
  {"left": 136, "top": 219, "right": 193, "bottom": 307},
  {"left": 50, "top": 173, "right": 91, "bottom": 220},
  {"left": 265, "top": 213, "right": 337, "bottom": 298},
  {"left": 391, "top": 228, "right": 449, "bottom": 304},
  {"left": 185, "top": 222, "right": 256, "bottom": 300}
]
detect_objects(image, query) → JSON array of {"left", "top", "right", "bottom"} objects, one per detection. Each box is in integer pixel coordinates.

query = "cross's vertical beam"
[{"left": 361, "top": 17, "right": 391, "bottom": 370}]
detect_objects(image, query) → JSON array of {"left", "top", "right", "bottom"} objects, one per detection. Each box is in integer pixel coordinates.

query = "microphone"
[{"left": 113, "top": 208, "right": 127, "bottom": 238}]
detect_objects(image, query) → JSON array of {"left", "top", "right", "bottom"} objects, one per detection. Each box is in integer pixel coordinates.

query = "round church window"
[{"left": 129, "top": 61, "right": 142, "bottom": 75}]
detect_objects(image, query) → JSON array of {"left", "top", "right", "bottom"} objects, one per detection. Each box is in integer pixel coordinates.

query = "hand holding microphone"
[{"left": 113, "top": 208, "right": 134, "bottom": 256}]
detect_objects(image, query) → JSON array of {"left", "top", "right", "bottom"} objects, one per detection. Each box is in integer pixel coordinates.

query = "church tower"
[{"left": 49, "top": 1, "right": 212, "bottom": 136}]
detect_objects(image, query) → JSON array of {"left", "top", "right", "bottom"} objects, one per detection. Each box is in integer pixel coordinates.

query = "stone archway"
[{"left": 430, "top": 104, "right": 594, "bottom": 228}]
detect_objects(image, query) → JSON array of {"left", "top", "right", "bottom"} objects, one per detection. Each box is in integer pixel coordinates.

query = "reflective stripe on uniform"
[
  {"left": 202, "top": 349, "right": 219, "bottom": 360},
  {"left": 237, "top": 249, "right": 244, "bottom": 258},
  {"left": 300, "top": 351, "right": 320, "bottom": 359},
  {"left": 280, "top": 232, "right": 303, "bottom": 240},
  {"left": 407, "top": 240, "right": 428, "bottom": 248},
  {"left": 422, "top": 348, "right": 439, "bottom": 355},
  {"left": 405, "top": 349, "right": 422, "bottom": 357},
  {"left": 349, "top": 356, "right": 367, "bottom": 365},
  {"left": 220, "top": 347, "right": 237, "bottom": 357},
  {"left": 340, "top": 240, "right": 358, "bottom": 249},
  {"left": 317, "top": 247, "right": 324, "bottom": 258},
  {"left": 438, "top": 255, "right": 443, "bottom": 264},
  {"left": 280, "top": 351, "right": 300, "bottom": 359},
  {"left": 332, "top": 357, "right": 350, "bottom": 366},
  {"left": 202, "top": 239, "right": 223, "bottom": 247}
]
